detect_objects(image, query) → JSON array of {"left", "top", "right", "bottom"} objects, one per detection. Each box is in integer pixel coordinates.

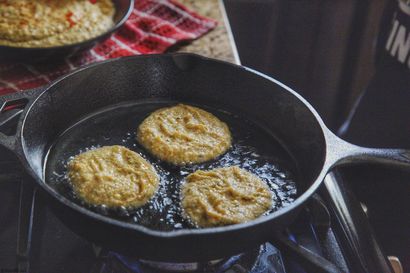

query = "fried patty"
[
  {"left": 137, "top": 104, "right": 232, "bottom": 165},
  {"left": 68, "top": 145, "right": 159, "bottom": 208},
  {"left": 181, "top": 166, "right": 273, "bottom": 227},
  {"left": 0, "top": 0, "right": 115, "bottom": 47}
]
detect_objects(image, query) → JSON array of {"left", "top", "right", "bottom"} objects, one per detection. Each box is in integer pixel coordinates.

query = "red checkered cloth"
[{"left": 0, "top": 0, "right": 217, "bottom": 96}]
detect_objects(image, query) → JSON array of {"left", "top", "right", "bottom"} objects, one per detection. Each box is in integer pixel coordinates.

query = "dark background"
[
  {"left": 225, "top": 0, "right": 388, "bottom": 131},
  {"left": 224, "top": 1, "right": 410, "bottom": 271}
]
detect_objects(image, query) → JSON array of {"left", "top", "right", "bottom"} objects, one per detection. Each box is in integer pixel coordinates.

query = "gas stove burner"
[
  {"left": 103, "top": 243, "right": 286, "bottom": 273},
  {"left": 138, "top": 258, "right": 225, "bottom": 272}
]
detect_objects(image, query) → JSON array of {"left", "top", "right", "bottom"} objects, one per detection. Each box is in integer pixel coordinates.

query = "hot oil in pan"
[{"left": 45, "top": 100, "right": 297, "bottom": 231}]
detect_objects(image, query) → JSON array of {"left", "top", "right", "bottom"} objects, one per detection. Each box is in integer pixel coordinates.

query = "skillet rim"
[
  {"left": 19, "top": 53, "right": 331, "bottom": 238},
  {"left": 0, "top": 0, "right": 134, "bottom": 52}
]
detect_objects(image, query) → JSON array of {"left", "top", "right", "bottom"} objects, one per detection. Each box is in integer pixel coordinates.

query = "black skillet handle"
[
  {"left": 0, "top": 88, "right": 43, "bottom": 152},
  {"left": 326, "top": 129, "right": 410, "bottom": 170}
]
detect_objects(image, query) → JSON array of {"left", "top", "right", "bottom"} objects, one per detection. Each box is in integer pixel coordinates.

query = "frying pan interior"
[{"left": 45, "top": 99, "right": 299, "bottom": 230}]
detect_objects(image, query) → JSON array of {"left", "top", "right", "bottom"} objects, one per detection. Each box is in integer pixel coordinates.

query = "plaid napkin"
[{"left": 0, "top": 0, "right": 217, "bottom": 96}]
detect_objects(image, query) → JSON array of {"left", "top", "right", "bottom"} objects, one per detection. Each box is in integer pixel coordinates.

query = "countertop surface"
[{"left": 174, "top": 0, "right": 239, "bottom": 64}]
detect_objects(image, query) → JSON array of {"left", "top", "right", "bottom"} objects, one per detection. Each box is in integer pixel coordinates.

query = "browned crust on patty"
[
  {"left": 68, "top": 145, "right": 159, "bottom": 208},
  {"left": 137, "top": 104, "right": 232, "bottom": 165},
  {"left": 181, "top": 166, "right": 273, "bottom": 227}
]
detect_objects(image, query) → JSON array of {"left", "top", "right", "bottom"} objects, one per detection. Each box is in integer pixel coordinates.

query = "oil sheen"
[{"left": 45, "top": 100, "right": 297, "bottom": 231}]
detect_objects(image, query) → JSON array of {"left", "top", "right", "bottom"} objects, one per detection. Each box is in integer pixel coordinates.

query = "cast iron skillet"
[
  {"left": 1, "top": 54, "right": 410, "bottom": 263},
  {"left": 0, "top": 0, "right": 134, "bottom": 61}
]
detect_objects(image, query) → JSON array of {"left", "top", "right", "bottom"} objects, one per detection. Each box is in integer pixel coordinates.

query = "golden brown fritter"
[
  {"left": 181, "top": 166, "right": 273, "bottom": 227},
  {"left": 68, "top": 145, "right": 159, "bottom": 208},
  {"left": 137, "top": 104, "right": 232, "bottom": 165}
]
